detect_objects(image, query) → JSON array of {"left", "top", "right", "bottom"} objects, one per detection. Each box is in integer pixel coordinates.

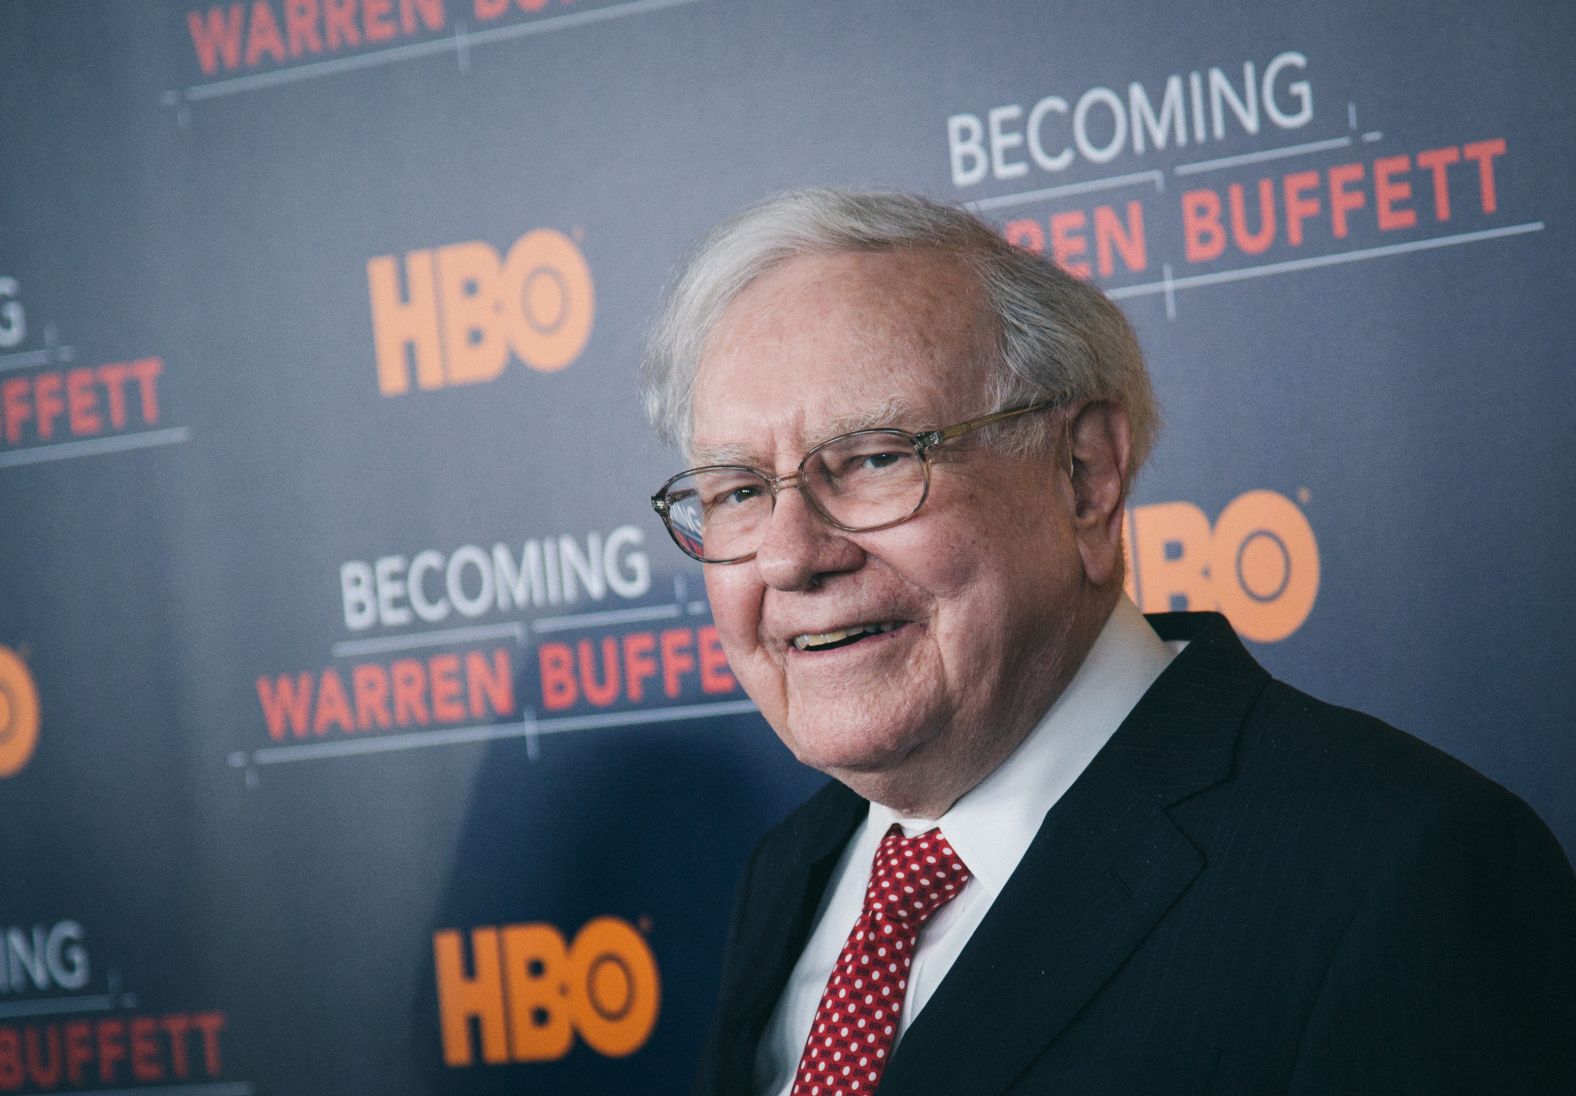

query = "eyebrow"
[{"left": 689, "top": 395, "right": 925, "bottom": 467}]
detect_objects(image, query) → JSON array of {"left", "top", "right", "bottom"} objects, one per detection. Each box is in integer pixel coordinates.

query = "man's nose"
[{"left": 753, "top": 486, "right": 863, "bottom": 591}]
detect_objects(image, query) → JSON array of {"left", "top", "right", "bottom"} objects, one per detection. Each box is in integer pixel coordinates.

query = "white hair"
[{"left": 641, "top": 188, "right": 1159, "bottom": 472}]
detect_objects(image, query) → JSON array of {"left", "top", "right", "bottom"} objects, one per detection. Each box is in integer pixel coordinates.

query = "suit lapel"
[
  {"left": 711, "top": 780, "right": 865, "bottom": 1089},
  {"left": 878, "top": 613, "right": 1269, "bottom": 1094}
]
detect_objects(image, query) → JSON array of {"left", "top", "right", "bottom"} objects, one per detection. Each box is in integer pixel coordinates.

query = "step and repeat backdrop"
[{"left": 2, "top": 2, "right": 1572, "bottom": 1093}]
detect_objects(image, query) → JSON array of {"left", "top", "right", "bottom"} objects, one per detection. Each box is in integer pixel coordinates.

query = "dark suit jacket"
[{"left": 694, "top": 612, "right": 1576, "bottom": 1095}]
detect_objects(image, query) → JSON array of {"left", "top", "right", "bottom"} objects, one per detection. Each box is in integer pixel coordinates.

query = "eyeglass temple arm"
[{"left": 916, "top": 399, "right": 1062, "bottom": 453}]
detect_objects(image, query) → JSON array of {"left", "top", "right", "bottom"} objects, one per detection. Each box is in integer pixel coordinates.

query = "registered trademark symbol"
[
  {"left": 572, "top": 226, "right": 585, "bottom": 242},
  {"left": 638, "top": 916, "right": 653, "bottom": 934},
  {"left": 1296, "top": 487, "right": 1311, "bottom": 505}
]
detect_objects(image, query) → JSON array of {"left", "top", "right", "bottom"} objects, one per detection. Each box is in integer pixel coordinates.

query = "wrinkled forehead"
[{"left": 689, "top": 249, "right": 994, "bottom": 463}]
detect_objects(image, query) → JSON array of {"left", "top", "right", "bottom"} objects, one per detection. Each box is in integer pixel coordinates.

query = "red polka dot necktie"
[{"left": 790, "top": 825, "right": 971, "bottom": 1095}]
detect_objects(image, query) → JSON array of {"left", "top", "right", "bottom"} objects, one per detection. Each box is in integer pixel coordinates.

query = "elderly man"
[{"left": 642, "top": 189, "right": 1575, "bottom": 1095}]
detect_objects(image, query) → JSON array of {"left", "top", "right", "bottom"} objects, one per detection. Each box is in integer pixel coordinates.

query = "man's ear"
[{"left": 1066, "top": 401, "right": 1132, "bottom": 587}]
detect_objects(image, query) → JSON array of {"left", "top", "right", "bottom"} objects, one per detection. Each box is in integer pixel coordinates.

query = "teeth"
[{"left": 792, "top": 622, "right": 899, "bottom": 650}]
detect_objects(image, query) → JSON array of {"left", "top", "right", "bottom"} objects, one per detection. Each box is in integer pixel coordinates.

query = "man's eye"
[
  {"left": 860, "top": 451, "right": 904, "bottom": 471},
  {"left": 708, "top": 482, "right": 765, "bottom": 508},
  {"left": 836, "top": 450, "right": 908, "bottom": 478}
]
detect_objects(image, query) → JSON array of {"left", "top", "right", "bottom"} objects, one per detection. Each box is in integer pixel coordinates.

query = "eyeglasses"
[{"left": 650, "top": 399, "right": 1061, "bottom": 563}]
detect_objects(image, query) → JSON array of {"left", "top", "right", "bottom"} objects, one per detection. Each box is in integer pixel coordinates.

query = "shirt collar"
[{"left": 869, "top": 596, "right": 1176, "bottom": 897}]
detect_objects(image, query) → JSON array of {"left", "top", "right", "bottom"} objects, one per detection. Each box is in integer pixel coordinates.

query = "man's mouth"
[{"left": 791, "top": 622, "right": 905, "bottom": 652}]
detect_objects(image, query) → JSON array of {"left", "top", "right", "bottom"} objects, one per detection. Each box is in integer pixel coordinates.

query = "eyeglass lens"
[{"left": 661, "top": 430, "right": 927, "bottom": 561}]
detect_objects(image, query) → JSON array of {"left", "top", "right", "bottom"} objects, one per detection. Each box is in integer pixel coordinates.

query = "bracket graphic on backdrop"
[
  {"left": 158, "top": 0, "right": 708, "bottom": 127},
  {"left": 0, "top": 920, "right": 256, "bottom": 1094},
  {"left": 0, "top": 309, "right": 192, "bottom": 470},
  {"left": 956, "top": 68, "right": 1545, "bottom": 321},
  {"left": 228, "top": 571, "right": 756, "bottom": 788}
]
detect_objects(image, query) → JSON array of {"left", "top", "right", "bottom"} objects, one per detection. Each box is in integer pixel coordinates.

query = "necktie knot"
[{"left": 863, "top": 825, "right": 971, "bottom": 925}]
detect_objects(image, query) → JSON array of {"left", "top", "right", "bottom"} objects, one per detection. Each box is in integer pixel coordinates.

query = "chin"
[{"left": 781, "top": 709, "right": 934, "bottom": 783}]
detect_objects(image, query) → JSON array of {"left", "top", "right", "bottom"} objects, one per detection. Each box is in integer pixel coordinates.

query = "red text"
[
  {"left": 256, "top": 647, "right": 514, "bottom": 740},
  {"left": 1, "top": 359, "right": 163, "bottom": 449},
  {"left": 0, "top": 1012, "right": 225, "bottom": 1092},
  {"left": 538, "top": 625, "right": 736, "bottom": 711}
]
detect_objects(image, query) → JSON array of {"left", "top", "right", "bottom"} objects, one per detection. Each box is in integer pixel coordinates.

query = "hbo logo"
[
  {"left": 368, "top": 228, "right": 594, "bottom": 395},
  {"left": 433, "top": 917, "right": 659, "bottom": 1066},
  {"left": 1126, "top": 489, "right": 1320, "bottom": 643}
]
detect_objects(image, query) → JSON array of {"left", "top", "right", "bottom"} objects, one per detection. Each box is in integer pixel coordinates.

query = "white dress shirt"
[{"left": 754, "top": 596, "right": 1180, "bottom": 1096}]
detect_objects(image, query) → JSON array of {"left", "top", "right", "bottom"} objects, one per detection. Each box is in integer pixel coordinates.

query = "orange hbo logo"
[
  {"left": 1125, "top": 488, "right": 1320, "bottom": 643},
  {"left": 367, "top": 229, "right": 594, "bottom": 395},
  {"left": 433, "top": 917, "right": 659, "bottom": 1067},
  {"left": 0, "top": 646, "right": 41, "bottom": 779}
]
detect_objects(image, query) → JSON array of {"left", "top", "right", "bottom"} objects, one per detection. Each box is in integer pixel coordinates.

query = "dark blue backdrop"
[{"left": 2, "top": 2, "right": 1571, "bottom": 1092}]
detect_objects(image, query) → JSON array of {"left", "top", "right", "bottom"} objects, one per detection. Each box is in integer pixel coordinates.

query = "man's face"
[{"left": 690, "top": 249, "right": 1110, "bottom": 814}]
